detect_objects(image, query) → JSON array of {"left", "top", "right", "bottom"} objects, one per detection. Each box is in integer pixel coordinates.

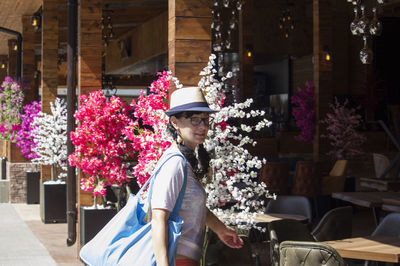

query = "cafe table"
[
  {"left": 331, "top": 191, "right": 400, "bottom": 224},
  {"left": 323, "top": 236, "right": 400, "bottom": 263}
]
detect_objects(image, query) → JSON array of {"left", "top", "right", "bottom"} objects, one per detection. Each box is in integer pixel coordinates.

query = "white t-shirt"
[{"left": 151, "top": 146, "right": 207, "bottom": 261}]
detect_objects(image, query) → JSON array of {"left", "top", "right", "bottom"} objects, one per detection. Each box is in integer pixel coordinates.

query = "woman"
[{"left": 151, "top": 87, "right": 243, "bottom": 266}]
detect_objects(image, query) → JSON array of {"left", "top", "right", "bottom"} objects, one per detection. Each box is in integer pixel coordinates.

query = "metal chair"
[
  {"left": 265, "top": 195, "right": 313, "bottom": 223},
  {"left": 268, "top": 219, "right": 315, "bottom": 266},
  {"left": 372, "top": 212, "right": 400, "bottom": 237},
  {"left": 279, "top": 241, "right": 346, "bottom": 266},
  {"left": 258, "top": 161, "right": 289, "bottom": 195},
  {"left": 312, "top": 206, "right": 353, "bottom": 241}
]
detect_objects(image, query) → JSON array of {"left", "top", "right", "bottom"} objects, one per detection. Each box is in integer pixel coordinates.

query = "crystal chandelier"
[{"left": 347, "top": 0, "right": 385, "bottom": 64}]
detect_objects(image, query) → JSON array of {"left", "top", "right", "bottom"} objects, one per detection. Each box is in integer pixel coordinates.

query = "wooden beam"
[
  {"left": 313, "top": 0, "right": 334, "bottom": 162},
  {"left": 41, "top": 0, "right": 60, "bottom": 182},
  {"left": 77, "top": 0, "right": 103, "bottom": 249},
  {"left": 168, "top": 0, "right": 211, "bottom": 90}
]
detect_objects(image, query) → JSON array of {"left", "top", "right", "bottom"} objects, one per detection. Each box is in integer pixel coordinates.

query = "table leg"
[{"left": 372, "top": 207, "right": 381, "bottom": 226}]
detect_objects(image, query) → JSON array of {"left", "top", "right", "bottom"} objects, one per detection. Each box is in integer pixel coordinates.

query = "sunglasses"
[{"left": 188, "top": 117, "right": 214, "bottom": 126}]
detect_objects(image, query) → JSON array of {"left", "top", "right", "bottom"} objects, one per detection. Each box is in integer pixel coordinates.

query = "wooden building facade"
[{"left": 0, "top": 0, "right": 400, "bottom": 253}]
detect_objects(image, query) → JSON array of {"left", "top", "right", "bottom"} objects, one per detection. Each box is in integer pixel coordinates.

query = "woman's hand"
[
  {"left": 205, "top": 208, "right": 244, "bottom": 249},
  {"left": 216, "top": 226, "right": 244, "bottom": 249}
]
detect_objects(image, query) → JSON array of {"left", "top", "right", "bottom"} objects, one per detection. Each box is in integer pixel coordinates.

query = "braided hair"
[{"left": 167, "top": 111, "right": 211, "bottom": 181}]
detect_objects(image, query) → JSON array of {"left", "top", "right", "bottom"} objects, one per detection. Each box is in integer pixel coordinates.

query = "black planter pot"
[
  {"left": 40, "top": 182, "right": 67, "bottom": 223},
  {"left": 26, "top": 171, "right": 40, "bottom": 204},
  {"left": 80, "top": 206, "right": 117, "bottom": 246}
]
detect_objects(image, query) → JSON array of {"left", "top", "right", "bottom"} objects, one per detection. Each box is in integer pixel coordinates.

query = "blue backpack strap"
[{"left": 145, "top": 153, "right": 188, "bottom": 219}]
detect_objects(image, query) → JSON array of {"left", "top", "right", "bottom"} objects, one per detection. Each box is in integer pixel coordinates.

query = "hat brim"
[{"left": 165, "top": 106, "right": 218, "bottom": 116}]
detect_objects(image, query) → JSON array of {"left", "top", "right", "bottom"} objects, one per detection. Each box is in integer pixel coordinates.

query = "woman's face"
[{"left": 171, "top": 112, "right": 210, "bottom": 150}]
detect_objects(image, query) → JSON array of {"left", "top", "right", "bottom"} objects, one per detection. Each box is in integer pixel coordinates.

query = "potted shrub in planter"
[
  {"left": 14, "top": 101, "right": 41, "bottom": 204},
  {"left": 31, "top": 98, "right": 68, "bottom": 223},
  {"left": 69, "top": 91, "right": 136, "bottom": 245}
]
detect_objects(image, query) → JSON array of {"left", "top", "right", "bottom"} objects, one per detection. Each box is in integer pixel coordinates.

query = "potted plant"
[
  {"left": 31, "top": 98, "right": 68, "bottom": 223},
  {"left": 0, "top": 77, "right": 25, "bottom": 203},
  {"left": 14, "top": 101, "right": 41, "bottom": 204},
  {"left": 69, "top": 91, "right": 136, "bottom": 245}
]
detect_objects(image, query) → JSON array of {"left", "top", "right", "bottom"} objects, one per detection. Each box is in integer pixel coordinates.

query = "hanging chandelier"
[
  {"left": 279, "top": 6, "right": 295, "bottom": 39},
  {"left": 347, "top": 0, "right": 385, "bottom": 64}
]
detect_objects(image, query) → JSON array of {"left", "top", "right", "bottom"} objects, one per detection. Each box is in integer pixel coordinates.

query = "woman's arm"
[
  {"left": 151, "top": 209, "right": 170, "bottom": 266},
  {"left": 205, "top": 208, "right": 244, "bottom": 249}
]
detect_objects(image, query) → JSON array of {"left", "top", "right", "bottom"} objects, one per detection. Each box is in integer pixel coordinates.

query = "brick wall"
[{"left": 7, "top": 162, "right": 40, "bottom": 203}]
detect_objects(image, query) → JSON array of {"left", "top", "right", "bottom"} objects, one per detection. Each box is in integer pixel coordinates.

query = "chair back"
[
  {"left": 329, "top": 160, "right": 348, "bottom": 177},
  {"left": 291, "top": 161, "right": 320, "bottom": 197},
  {"left": 372, "top": 213, "right": 400, "bottom": 237},
  {"left": 312, "top": 206, "right": 353, "bottom": 241},
  {"left": 265, "top": 195, "right": 313, "bottom": 222},
  {"left": 259, "top": 161, "right": 289, "bottom": 195},
  {"left": 279, "top": 241, "right": 346, "bottom": 266},
  {"left": 373, "top": 153, "right": 391, "bottom": 179},
  {"left": 268, "top": 220, "right": 315, "bottom": 266}
]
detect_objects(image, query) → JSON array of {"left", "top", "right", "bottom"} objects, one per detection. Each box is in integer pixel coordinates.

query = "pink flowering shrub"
[
  {"left": 0, "top": 77, "right": 25, "bottom": 140},
  {"left": 14, "top": 101, "right": 41, "bottom": 159},
  {"left": 68, "top": 91, "right": 136, "bottom": 196},
  {"left": 123, "top": 71, "right": 171, "bottom": 186},
  {"left": 291, "top": 81, "right": 315, "bottom": 144},
  {"left": 321, "top": 97, "right": 366, "bottom": 160}
]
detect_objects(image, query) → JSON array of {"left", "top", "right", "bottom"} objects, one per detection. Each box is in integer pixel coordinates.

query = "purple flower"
[
  {"left": 14, "top": 101, "right": 41, "bottom": 159},
  {"left": 291, "top": 81, "right": 315, "bottom": 144}
]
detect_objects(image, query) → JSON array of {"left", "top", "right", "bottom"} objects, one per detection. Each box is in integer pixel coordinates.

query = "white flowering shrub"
[
  {"left": 31, "top": 98, "right": 67, "bottom": 180},
  {"left": 173, "top": 54, "right": 275, "bottom": 230}
]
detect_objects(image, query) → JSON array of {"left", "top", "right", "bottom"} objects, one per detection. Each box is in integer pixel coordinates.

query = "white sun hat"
[{"left": 165, "top": 86, "right": 217, "bottom": 116}]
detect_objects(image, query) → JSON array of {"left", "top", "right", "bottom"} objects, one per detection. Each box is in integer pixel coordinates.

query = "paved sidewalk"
[{"left": 0, "top": 203, "right": 83, "bottom": 266}]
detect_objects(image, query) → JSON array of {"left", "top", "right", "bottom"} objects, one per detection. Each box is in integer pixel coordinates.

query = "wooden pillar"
[
  {"left": 77, "top": 0, "right": 103, "bottom": 247},
  {"left": 168, "top": 0, "right": 211, "bottom": 92},
  {"left": 313, "top": 0, "right": 334, "bottom": 162},
  {"left": 41, "top": 0, "right": 59, "bottom": 181},
  {"left": 0, "top": 55, "right": 7, "bottom": 82},
  {"left": 239, "top": 0, "right": 254, "bottom": 101},
  {"left": 22, "top": 15, "right": 39, "bottom": 104},
  {"left": 7, "top": 39, "right": 17, "bottom": 78}
]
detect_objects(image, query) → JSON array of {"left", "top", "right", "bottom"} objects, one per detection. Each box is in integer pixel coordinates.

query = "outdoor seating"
[
  {"left": 311, "top": 206, "right": 353, "bottom": 242},
  {"left": 268, "top": 219, "right": 315, "bottom": 266},
  {"left": 265, "top": 195, "right": 313, "bottom": 223},
  {"left": 279, "top": 241, "right": 346, "bottom": 266},
  {"left": 321, "top": 160, "right": 348, "bottom": 195},
  {"left": 258, "top": 161, "right": 289, "bottom": 195}
]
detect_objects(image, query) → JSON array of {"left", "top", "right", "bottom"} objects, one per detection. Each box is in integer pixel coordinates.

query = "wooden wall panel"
[
  {"left": 313, "top": 0, "right": 334, "bottom": 162},
  {"left": 106, "top": 11, "right": 168, "bottom": 74},
  {"left": 0, "top": 55, "right": 7, "bottom": 82},
  {"left": 169, "top": 0, "right": 211, "bottom": 18},
  {"left": 7, "top": 39, "right": 17, "bottom": 78},
  {"left": 168, "top": 0, "right": 211, "bottom": 90},
  {"left": 239, "top": 0, "right": 254, "bottom": 101},
  {"left": 22, "top": 15, "right": 39, "bottom": 104}
]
